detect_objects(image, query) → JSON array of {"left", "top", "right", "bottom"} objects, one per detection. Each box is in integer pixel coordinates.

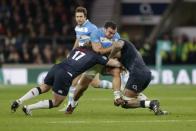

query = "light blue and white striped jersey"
[
  {"left": 90, "top": 28, "right": 120, "bottom": 48},
  {"left": 75, "top": 20, "right": 97, "bottom": 46}
]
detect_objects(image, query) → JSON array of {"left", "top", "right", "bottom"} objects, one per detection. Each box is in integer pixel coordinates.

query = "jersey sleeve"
[
  {"left": 114, "top": 33, "right": 121, "bottom": 41},
  {"left": 89, "top": 24, "right": 98, "bottom": 33},
  {"left": 96, "top": 54, "right": 109, "bottom": 65},
  {"left": 90, "top": 30, "right": 100, "bottom": 43}
]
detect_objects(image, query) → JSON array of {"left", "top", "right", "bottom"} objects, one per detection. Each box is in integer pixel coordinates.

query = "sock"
[
  {"left": 70, "top": 100, "right": 78, "bottom": 107},
  {"left": 28, "top": 100, "right": 53, "bottom": 110},
  {"left": 140, "top": 100, "right": 151, "bottom": 108},
  {"left": 68, "top": 86, "right": 76, "bottom": 102},
  {"left": 99, "top": 80, "right": 112, "bottom": 89},
  {"left": 18, "top": 87, "right": 41, "bottom": 104}
]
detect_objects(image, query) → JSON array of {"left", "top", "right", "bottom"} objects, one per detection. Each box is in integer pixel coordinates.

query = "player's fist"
[{"left": 114, "top": 97, "right": 126, "bottom": 106}]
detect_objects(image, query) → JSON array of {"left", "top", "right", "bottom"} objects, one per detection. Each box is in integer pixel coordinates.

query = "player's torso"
[
  {"left": 75, "top": 20, "right": 97, "bottom": 46},
  {"left": 61, "top": 48, "right": 101, "bottom": 77},
  {"left": 97, "top": 28, "right": 120, "bottom": 48}
]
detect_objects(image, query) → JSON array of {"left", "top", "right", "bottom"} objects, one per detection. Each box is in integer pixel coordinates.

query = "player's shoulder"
[
  {"left": 114, "top": 32, "right": 121, "bottom": 39},
  {"left": 91, "top": 28, "right": 102, "bottom": 35},
  {"left": 85, "top": 20, "right": 97, "bottom": 29}
]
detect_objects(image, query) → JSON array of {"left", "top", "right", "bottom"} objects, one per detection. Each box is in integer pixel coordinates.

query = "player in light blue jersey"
[
  {"left": 72, "top": 7, "right": 97, "bottom": 49},
  {"left": 59, "top": 7, "right": 113, "bottom": 112},
  {"left": 65, "top": 21, "right": 124, "bottom": 114},
  {"left": 91, "top": 26, "right": 120, "bottom": 49}
]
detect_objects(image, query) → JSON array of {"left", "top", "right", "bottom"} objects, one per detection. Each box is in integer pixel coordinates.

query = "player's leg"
[
  {"left": 65, "top": 65, "right": 101, "bottom": 114},
  {"left": 65, "top": 73, "right": 94, "bottom": 114},
  {"left": 22, "top": 91, "right": 66, "bottom": 116},
  {"left": 120, "top": 72, "right": 167, "bottom": 115},
  {"left": 11, "top": 84, "right": 51, "bottom": 112},
  {"left": 22, "top": 67, "right": 70, "bottom": 115},
  {"left": 90, "top": 73, "right": 112, "bottom": 89},
  {"left": 122, "top": 88, "right": 166, "bottom": 115},
  {"left": 11, "top": 64, "right": 58, "bottom": 112},
  {"left": 58, "top": 74, "right": 82, "bottom": 111},
  {"left": 107, "top": 67, "right": 124, "bottom": 105},
  {"left": 120, "top": 71, "right": 148, "bottom": 100}
]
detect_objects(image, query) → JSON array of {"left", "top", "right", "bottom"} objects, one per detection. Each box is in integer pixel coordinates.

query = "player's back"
[
  {"left": 59, "top": 47, "right": 108, "bottom": 78},
  {"left": 120, "top": 40, "right": 149, "bottom": 72}
]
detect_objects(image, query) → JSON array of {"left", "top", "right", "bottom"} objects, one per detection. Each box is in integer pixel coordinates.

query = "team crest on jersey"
[
  {"left": 100, "top": 37, "right": 113, "bottom": 43},
  {"left": 100, "top": 37, "right": 113, "bottom": 47},
  {"left": 80, "top": 35, "right": 90, "bottom": 40},
  {"left": 132, "top": 85, "right": 138, "bottom": 91}
]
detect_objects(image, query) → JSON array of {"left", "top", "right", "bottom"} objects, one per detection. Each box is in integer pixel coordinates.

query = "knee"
[
  {"left": 52, "top": 100, "right": 63, "bottom": 107},
  {"left": 40, "top": 84, "right": 51, "bottom": 93}
]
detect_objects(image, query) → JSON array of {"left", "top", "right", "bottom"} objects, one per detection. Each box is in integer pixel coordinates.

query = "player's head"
[
  {"left": 104, "top": 21, "right": 117, "bottom": 39},
  {"left": 75, "top": 6, "right": 87, "bottom": 26}
]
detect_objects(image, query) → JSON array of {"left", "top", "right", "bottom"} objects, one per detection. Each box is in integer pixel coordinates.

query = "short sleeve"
[
  {"left": 96, "top": 54, "right": 109, "bottom": 65},
  {"left": 90, "top": 30, "right": 100, "bottom": 43}
]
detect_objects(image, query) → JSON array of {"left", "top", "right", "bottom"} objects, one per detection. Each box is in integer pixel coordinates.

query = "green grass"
[{"left": 0, "top": 84, "right": 196, "bottom": 131}]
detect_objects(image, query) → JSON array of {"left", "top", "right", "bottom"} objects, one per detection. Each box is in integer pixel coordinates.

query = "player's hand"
[{"left": 114, "top": 97, "right": 126, "bottom": 107}]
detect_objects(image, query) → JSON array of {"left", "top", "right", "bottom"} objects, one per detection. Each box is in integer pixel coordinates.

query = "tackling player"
[
  {"left": 109, "top": 39, "right": 168, "bottom": 115},
  {"left": 10, "top": 46, "right": 121, "bottom": 116},
  {"left": 65, "top": 21, "right": 122, "bottom": 114},
  {"left": 59, "top": 6, "right": 114, "bottom": 111}
]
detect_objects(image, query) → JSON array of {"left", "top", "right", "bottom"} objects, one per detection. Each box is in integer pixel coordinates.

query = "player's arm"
[
  {"left": 108, "top": 40, "right": 124, "bottom": 58},
  {"left": 106, "top": 58, "right": 121, "bottom": 68},
  {"left": 90, "top": 30, "right": 113, "bottom": 54},
  {"left": 92, "top": 42, "right": 113, "bottom": 55},
  {"left": 96, "top": 54, "right": 121, "bottom": 68}
]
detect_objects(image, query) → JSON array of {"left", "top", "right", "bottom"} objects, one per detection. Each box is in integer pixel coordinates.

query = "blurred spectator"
[{"left": 0, "top": 0, "right": 195, "bottom": 65}]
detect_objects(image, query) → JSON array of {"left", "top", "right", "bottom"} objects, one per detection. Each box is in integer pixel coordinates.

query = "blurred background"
[{"left": 0, "top": 0, "right": 195, "bottom": 85}]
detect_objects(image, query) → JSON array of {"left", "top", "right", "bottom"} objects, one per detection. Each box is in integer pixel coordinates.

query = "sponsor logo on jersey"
[{"left": 75, "top": 26, "right": 88, "bottom": 32}]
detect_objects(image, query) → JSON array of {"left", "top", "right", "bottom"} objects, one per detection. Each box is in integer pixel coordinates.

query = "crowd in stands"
[
  {"left": 0, "top": 0, "right": 195, "bottom": 65},
  {"left": 0, "top": 0, "right": 92, "bottom": 64},
  {"left": 132, "top": 34, "right": 196, "bottom": 65}
]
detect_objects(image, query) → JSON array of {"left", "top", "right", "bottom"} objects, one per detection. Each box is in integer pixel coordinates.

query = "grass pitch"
[{"left": 0, "top": 84, "right": 196, "bottom": 131}]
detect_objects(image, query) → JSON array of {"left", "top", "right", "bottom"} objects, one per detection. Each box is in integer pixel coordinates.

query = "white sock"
[
  {"left": 18, "top": 87, "right": 40, "bottom": 104},
  {"left": 99, "top": 80, "right": 112, "bottom": 89},
  {"left": 70, "top": 100, "right": 78, "bottom": 107},
  {"left": 144, "top": 101, "right": 151, "bottom": 107},
  {"left": 28, "top": 100, "right": 50, "bottom": 110},
  {"left": 137, "top": 93, "right": 148, "bottom": 101},
  {"left": 68, "top": 86, "right": 76, "bottom": 102}
]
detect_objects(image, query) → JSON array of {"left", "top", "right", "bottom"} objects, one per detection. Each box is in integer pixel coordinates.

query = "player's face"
[
  {"left": 105, "top": 27, "right": 117, "bottom": 39},
  {"left": 75, "top": 12, "right": 86, "bottom": 26}
]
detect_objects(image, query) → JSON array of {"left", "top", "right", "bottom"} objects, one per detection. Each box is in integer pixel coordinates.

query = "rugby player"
[{"left": 10, "top": 46, "right": 121, "bottom": 116}]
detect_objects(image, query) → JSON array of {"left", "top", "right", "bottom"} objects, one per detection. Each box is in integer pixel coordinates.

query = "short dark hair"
[
  {"left": 75, "top": 6, "right": 87, "bottom": 17},
  {"left": 104, "top": 21, "right": 117, "bottom": 30}
]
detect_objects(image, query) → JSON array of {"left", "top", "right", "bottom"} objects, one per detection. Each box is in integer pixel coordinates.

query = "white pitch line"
[{"left": 47, "top": 119, "right": 196, "bottom": 124}]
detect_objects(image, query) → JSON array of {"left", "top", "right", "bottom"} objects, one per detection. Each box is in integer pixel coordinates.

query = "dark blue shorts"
[
  {"left": 125, "top": 68, "right": 151, "bottom": 93},
  {"left": 44, "top": 64, "right": 72, "bottom": 96}
]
